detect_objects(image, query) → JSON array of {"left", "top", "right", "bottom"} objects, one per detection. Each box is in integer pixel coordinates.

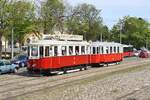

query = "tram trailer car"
[
  {"left": 27, "top": 40, "right": 123, "bottom": 74},
  {"left": 90, "top": 42, "right": 123, "bottom": 66}
]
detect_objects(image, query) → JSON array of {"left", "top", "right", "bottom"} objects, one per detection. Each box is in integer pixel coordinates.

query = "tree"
[
  {"left": 0, "top": 0, "right": 9, "bottom": 58},
  {"left": 8, "top": 0, "right": 36, "bottom": 47},
  {"left": 111, "top": 16, "right": 150, "bottom": 49},
  {"left": 41, "top": 0, "right": 65, "bottom": 34},
  {"left": 66, "top": 3, "right": 103, "bottom": 40},
  {"left": 0, "top": 0, "right": 36, "bottom": 58}
]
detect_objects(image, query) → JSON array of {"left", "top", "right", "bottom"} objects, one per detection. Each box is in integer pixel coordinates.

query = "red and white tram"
[
  {"left": 27, "top": 35, "right": 123, "bottom": 74},
  {"left": 90, "top": 42, "right": 123, "bottom": 66}
]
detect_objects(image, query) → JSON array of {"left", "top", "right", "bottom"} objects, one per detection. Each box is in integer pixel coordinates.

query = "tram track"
[
  {"left": 1, "top": 58, "right": 150, "bottom": 100},
  {"left": 116, "top": 84, "right": 150, "bottom": 100}
]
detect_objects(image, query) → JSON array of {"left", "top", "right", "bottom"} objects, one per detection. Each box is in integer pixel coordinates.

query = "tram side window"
[
  {"left": 54, "top": 46, "right": 58, "bottom": 56},
  {"left": 45, "top": 46, "right": 49, "bottom": 57},
  {"left": 117, "top": 47, "right": 120, "bottom": 53},
  {"left": 97, "top": 47, "right": 100, "bottom": 54},
  {"left": 69, "top": 46, "right": 73, "bottom": 55},
  {"left": 106, "top": 47, "right": 109, "bottom": 54},
  {"left": 110, "top": 47, "right": 112, "bottom": 54},
  {"left": 75, "top": 46, "right": 79, "bottom": 55},
  {"left": 81, "top": 46, "right": 85, "bottom": 54},
  {"left": 62, "top": 46, "right": 67, "bottom": 56},
  {"left": 31, "top": 46, "right": 38, "bottom": 57},
  {"left": 40, "top": 46, "right": 44, "bottom": 57},
  {"left": 93, "top": 47, "right": 96, "bottom": 54},
  {"left": 49, "top": 46, "right": 53, "bottom": 56},
  {"left": 114, "top": 47, "right": 116, "bottom": 53},
  {"left": 101, "top": 47, "right": 104, "bottom": 54}
]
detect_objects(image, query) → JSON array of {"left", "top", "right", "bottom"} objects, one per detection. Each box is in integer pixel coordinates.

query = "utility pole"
[
  {"left": 11, "top": 27, "right": 14, "bottom": 59},
  {"left": 100, "top": 32, "right": 103, "bottom": 42},
  {"left": 120, "top": 21, "right": 123, "bottom": 44}
]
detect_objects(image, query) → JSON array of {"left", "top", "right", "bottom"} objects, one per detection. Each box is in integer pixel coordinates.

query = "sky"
[{"left": 66, "top": 0, "right": 150, "bottom": 28}]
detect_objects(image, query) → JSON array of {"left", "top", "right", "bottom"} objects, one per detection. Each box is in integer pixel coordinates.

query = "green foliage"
[
  {"left": 111, "top": 16, "right": 150, "bottom": 49},
  {"left": 41, "top": 0, "right": 65, "bottom": 34},
  {"left": 66, "top": 3, "right": 103, "bottom": 41}
]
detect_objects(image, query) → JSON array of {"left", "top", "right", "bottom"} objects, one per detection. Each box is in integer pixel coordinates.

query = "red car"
[{"left": 139, "top": 50, "right": 150, "bottom": 58}]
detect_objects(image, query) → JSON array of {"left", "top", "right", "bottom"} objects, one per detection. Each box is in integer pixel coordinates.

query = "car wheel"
[
  {"left": 13, "top": 68, "right": 18, "bottom": 73},
  {"left": 0, "top": 70, "right": 2, "bottom": 75}
]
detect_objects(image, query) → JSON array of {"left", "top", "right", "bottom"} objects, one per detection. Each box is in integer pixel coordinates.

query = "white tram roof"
[
  {"left": 29, "top": 40, "right": 89, "bottom": 46},
  {"left": 122, "top": 44, "right": 133, "bottom": 47},
  {"left": 91, "top": 42, "right": 123, "bottom": 47}
]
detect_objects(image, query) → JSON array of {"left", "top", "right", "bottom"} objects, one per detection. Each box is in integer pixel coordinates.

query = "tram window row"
[{"left": 28, "top": 45, "right": 122, "bottom": 58}]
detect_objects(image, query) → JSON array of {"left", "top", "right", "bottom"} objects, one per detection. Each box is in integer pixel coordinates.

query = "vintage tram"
[{"left": 27, "top": 34, "right": 123, "bottom": 74}]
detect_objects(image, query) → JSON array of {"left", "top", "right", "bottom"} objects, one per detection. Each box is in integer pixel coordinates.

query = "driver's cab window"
[{"left": 31, "top": 46, "right": 38, "bottom": 57}]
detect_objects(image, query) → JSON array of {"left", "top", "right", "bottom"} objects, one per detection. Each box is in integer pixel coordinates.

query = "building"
[{"left": 2, "top": 36, "right": 8, "bottom": 49}]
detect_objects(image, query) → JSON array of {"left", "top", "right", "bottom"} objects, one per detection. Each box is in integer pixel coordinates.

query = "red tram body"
[{"left": 27, "top": 35, "right": 124, "bottom": 74}]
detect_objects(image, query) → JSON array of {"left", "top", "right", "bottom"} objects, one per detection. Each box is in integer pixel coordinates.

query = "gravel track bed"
[
  {"left": 15, "top": 63, "right": 150, "bottom": 100},
  {"left": 0, "top": 59, "right": 149, "bottom": 100}
]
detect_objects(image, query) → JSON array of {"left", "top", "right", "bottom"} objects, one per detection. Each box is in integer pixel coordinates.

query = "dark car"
[{"left": 11, "top": 54, "right": 28, "bottom": 68}]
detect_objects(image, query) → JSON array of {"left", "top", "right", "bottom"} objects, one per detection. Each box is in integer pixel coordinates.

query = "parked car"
[
  {"left": 0, "top": 60, "right": 18, "bottom": 75},
  {"left": 133, "top": 50, "right": 141, "bottom": 57},
  {"left": 11, "top": 54, "right": 28, "bottom": 68},
  {"left": 139, "top": 50, "right": 150, "bottom": 58}
]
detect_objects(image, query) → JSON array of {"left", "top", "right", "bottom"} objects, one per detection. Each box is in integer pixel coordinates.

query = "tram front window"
[{"left": 31, "top": 46, "right": 38, "bottom": 57}]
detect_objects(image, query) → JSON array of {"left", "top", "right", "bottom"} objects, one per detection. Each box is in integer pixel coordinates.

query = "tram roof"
[
  {"left": 29, "top": 40, "right": 89, "bottom": 46},
  {"left": 91, "top": 42, "right": 123, "bottom": 46}
]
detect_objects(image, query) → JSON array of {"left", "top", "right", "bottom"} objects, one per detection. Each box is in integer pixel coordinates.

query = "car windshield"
[
  {"left": 17, "top": 55, "right": 27, "bottom": 60},
  {"left": 4, "top": 61, "right": 11, "bottom": 65}
]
